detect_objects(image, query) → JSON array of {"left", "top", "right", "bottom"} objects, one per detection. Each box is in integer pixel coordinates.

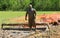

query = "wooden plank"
[
  {"left": 1, "top": 22, "right": 49, "bottom": 30},
  {"left": 2, "top": 28, "right": 46, "bottom": 31},
  {"left": 2, "top": 23, "right": 48, "bottom": 26}
]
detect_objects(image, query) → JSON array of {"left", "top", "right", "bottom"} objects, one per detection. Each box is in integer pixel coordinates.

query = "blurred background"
[{"left": 0, "top": 0, "right": 60, "bottom": 11}]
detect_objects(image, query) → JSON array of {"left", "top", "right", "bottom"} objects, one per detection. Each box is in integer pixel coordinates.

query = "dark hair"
[{"left": 30, "top": 3, "right": 32, "bottom": 5}]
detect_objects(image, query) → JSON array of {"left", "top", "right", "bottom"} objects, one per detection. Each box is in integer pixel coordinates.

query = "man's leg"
[
  {"left": 29, "top": 24, "right": 31, "bottom": 29},
  {"left": 33, "top": 19, "right": 36, "bottom": 31},
  {"left": 33, "top": 24, "right": 36, "bottom": 31},
  {"left": 29, "top": 20, "right": 32, "bottom": 31}
]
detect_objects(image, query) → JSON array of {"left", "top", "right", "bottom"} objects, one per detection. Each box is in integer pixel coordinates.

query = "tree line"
[{"left": 0, "top": 0, "right": 60, "bottom": 11}]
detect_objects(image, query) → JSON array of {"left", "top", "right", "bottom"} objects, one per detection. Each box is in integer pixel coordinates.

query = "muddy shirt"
[
  {"left": 26, "top": 8, "right": 36, "bottom": 27},
  {"left": 26, "top": 8, "right": 36, "bottom": 20}
]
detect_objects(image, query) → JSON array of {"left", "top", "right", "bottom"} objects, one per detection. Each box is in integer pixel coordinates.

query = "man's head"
[
  {"left": 29, "top": 3, "right": 32, "bottom": 8},
  {"left": 29, "top": 4, "right": 32, "bottom": 8}
]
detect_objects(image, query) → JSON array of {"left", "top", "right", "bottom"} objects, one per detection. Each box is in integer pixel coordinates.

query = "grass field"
[
  {"left": 0, "top": 11, "right": 60, "bottom": 26},
  {"left": 0, "top": 11, "right": 60, "bottom": 38}
]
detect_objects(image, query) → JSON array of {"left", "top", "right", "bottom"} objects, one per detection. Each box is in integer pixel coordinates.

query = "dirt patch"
[
  {"left": 1, "top": 13, "right": 60, "bottom": 38},
  {"left": 7, "top": 14, "right": 60, "bottom": 23}
]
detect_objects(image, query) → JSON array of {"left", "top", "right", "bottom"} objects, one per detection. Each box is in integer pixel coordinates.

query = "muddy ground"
[
  {"left": 1, "top": 14, "right": 60, "bottom": 38},
  {"left": 0, "top": 25, "right": 60, "bottom": 38}
]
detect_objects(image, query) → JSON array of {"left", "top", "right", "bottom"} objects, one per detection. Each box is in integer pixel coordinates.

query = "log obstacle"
[{"left": 1, "top": 22, "right": 50, "bottom": 31}]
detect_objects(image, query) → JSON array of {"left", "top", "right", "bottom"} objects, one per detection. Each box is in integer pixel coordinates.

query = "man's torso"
[{"left": 27, "top": 8, "right": 35, "bottom": 19}]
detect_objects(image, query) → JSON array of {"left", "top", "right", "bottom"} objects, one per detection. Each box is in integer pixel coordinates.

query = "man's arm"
[
  {"left": 25, "top": 11, "right": 28, "bottom": 20},
  {"left": 34, "top": 9, "right": 36, "bottom": 18},
  {"left": 35, "top": 10, "right": 36, "bottom": 16}
]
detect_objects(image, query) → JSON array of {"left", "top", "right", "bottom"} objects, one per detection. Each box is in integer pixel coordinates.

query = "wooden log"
[{"left": 1, "top": 22, "right": 49, "bottom": 30}]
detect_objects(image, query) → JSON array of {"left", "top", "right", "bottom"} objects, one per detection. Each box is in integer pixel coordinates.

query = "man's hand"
[{"left": 25, "top": 17, "right": 27, "bottom": 20}]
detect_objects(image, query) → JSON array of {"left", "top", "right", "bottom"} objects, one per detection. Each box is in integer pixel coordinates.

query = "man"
[{"left": 25, "top": 4, "right": 36, "bottom": 31}]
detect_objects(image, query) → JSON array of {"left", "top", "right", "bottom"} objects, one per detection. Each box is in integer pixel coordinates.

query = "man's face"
[{"left": 29, "top": 5, "right": 32, "bottom": 8}]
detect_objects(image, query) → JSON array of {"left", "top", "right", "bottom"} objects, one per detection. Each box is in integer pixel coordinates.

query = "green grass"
[
  {"left": 0, "top": 11, "right": 60, "bottom": 28},
  {"left": 0, "top": 11, "right": 25, "bottom": 23},
  {"left": 0, "top": 11, "right": 60, "bottom": 23}
]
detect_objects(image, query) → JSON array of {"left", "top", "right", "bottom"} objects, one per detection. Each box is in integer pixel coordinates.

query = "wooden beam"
[{"left": 1, "top": 22, "right": 49, "bottom": 30}]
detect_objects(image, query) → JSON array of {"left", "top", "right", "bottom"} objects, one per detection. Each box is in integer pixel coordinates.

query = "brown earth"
[
  {"left": 7, "top": 13, "right": 60, "bottom": 24},
  {"left": 1, "top": 13, "right": 60, "bottom": 38}
]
